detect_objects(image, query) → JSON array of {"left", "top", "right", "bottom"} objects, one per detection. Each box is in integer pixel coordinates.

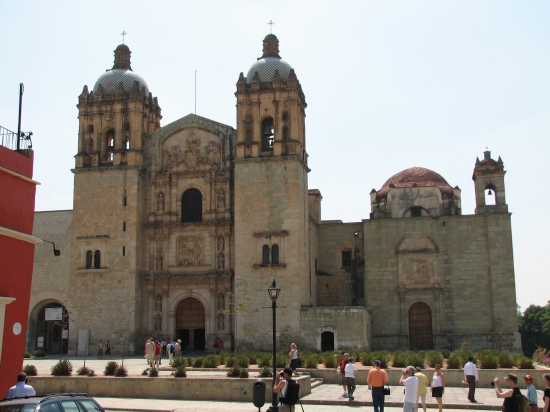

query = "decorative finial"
[
  {"left": 121, "top": 30, "right": 127, "bottom": 44},
  {"left": 267, "top": 20, "right": 275, "bottom": 33}
]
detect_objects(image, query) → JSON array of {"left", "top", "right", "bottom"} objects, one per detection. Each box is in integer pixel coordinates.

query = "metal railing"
[{"left": 0, "top": 125, "right": 33, "bottom": 156}]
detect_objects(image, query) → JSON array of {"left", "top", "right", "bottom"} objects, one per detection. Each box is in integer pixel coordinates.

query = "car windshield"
[{"left": 76, "top": 401, "right": 101, "bottom": 412}]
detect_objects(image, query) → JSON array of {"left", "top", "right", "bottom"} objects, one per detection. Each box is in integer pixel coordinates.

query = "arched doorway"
[
  {"left": 35, "top": 303, "right": 69, "bottom": 354},
  {"left": 409, "top": 302, "right": 433, "bottom": 350},
  {"left": 321, "top": 331, "right": 335, "bottom": 351},
  {"left": 176, "top": 298, "right": 205, "bottom": 351}
]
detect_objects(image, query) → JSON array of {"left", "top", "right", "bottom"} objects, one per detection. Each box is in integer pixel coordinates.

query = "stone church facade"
[{"left": 28, "top": 35, "right": 521, "bottom": 355}]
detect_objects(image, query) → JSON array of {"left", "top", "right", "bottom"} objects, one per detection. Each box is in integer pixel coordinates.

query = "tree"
[{"left": 518, "top": 301, "right": 550, "bottom": 357}]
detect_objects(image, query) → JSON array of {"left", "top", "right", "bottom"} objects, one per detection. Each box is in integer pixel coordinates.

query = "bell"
[
  {"left": 262, "top": 125, "right": 273, "bottom": 137},
  {"left": 488, "top": 189, "right": 493, "bottom": 195}
]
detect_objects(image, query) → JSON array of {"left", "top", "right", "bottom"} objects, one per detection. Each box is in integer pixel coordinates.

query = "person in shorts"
[
  {"left": 400, "top": 366, "right": 419, "bottom": 412},
  {"left": 431, "top": 364, "right": 445, "bottom": 412}
]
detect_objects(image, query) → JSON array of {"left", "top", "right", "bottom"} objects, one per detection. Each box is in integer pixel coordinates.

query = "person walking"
[
  {"left": 344, "top": 357, "right": 358, "bottom": 401},
  {"left": 104, "top": 340, "right": 111, "bottom": 359},
  {"left": 542, "top": 373, "right": 550, "bottom": 412},
  {"left": 167, "top": 339, "right": 174, "bottom": 365},
  {"left": 338, "top": 353, "right": 350, "bottom": 398},
  {"left": 5, "top": 373, "right": 36, "bottom": 399},
  {"left": 524, "top": 375, "right": 538, "bottom": 412},
  {"left": 175, "top": 339, "right": 181, "bottom": 357},
  {"left": 368, "top": 359, "right": 389, "bottom": 412},
  {"left": 400, "top": 366, "right": 419, "bottom": 412},
  {"left": 415, "top": 367, "right": 429, "bottom": 412},
  {"left": 97, "top": 339, "right": 104, "bottom": 359},
  {"left": 153, "top": 340, "right": 161, "bottom": 368},
  {"left": 218, "top": 339, "right": 224, "bottom": 353},
  {"left": 464, "top": 356, "right": 479, "bottom": 402},
  {"left": 146, "top": 338, "right": 155, "bottom": 366},
  {"left": 431, "top": 364, "right": 445, "bottom": 412},
  {"left": 494, "top": 374, "right": 523, "bottom": 412},
  {"left": 289, "top": 343, "right": 299, "bottom": 376}
]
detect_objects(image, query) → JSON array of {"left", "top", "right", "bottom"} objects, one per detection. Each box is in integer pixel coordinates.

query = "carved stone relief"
[
  {"left": 177, "top": 236, "right": 203, "bottom": 266},
  {"left": 217, "top": 189, "right": 226, "bottom": 209},
  {"left": 157, "top": 192, "right": 165, "bottom": 211},
  {"left": 156, "top": 254, "right": 163, "bottom": 271},
  {"left": 217, "top": 253, "right": 225, "bottom": 269},
  {"left": 396, "top": 233, "right": 439, "bottom": 288},
  {"left": 155, "top": 295, "right": 162, "bottom": 311},
  {"left": 217, "top": 235, "right": 225, "bottom": 251}
]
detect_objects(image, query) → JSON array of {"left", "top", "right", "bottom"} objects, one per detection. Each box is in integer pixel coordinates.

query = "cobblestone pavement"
[{"left": 25, "top": 357, "right": 547, "bottom": 411}]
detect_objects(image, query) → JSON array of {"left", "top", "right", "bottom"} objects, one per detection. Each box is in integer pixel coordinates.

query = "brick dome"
[{"left": 376, "top": 167, "right": 454, "bottom": 201}]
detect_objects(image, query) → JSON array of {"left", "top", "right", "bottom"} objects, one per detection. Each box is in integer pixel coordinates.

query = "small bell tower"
[{"left": 472, "top": 150, "right": 508, "bottom": 214}]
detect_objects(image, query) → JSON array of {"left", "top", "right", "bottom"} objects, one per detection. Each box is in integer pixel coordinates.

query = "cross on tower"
[
  {"left": 121, "top": 30, "right": 127, "bottom": 44},
  {"left": 267, "top": 20, "right": 275, "bottom": 33}
]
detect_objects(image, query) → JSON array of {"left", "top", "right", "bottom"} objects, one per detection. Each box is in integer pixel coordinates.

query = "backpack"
[
  {"left": 170, "top": 345, "right": 175, "bottom": 354},
  {"left": 280, "top": 379, "right": 300, "bottom": 405},
  {"left": 519, "top": 395, "right": 530, "bottom": 412}
]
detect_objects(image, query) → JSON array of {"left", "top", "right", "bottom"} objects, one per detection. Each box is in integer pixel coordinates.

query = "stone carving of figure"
[
  {"left": 157, "top": 192, "right": 165, "bottom": 211},
  {"left": 217, "top": 253, "right": 225, "bottom": 269},
  {"left": 155, "top": 295, "right": 162, "bottom": 312},
  {"left": 155, "top": 314, "right": 161, "bottom": 331},
  {"left": 218, "top": 294, "right": 224, "bottom": 311},
  {"left": 156, "top": 254, "right": 163, "bottom": 271},
  {"left": 177, "top": 237, "right": 203, "bottom": 266},
  {"left": 217, "top": 235, "right": 225, "bottom": 251},
  {"left": 218, "top": 313, "right": 224, "bottom": 331},
  {"left": 217, "top": 190, "right": 226, "bottom": 209}
]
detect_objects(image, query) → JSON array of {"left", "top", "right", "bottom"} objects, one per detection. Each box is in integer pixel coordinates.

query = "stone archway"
[
  {"left": 409, "top": 302, "right": 433, "bottom": 350},
  {"left": 176, "top": 298, "right": 205, "bottom": 351},
  {"left": 34, "top": 303, "right": 69, "bottom": 354}
]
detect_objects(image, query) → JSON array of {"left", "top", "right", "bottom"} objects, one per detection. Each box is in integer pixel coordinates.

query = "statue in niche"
[
  {"left": 218, "top": 313, "right": 224, "bottom": 331},
  {"left": 155, "top": 295, "right": 162, "bottom": 311},
  {"left": 217, "top": 235, "right": 225, "bottom": 251},
  {"left": 217, "top": 253, "right": 225, "bottom": 269},
  {"left": 218, "top": 294, "right": 224, "bottom": 311},
  {"left": 157, "top": 192, "right": 165, "bottom": 211},
  {"left": 154, "top": 314, "right": 161, "bottom": 331},
  {"left": 207, "top": 141, "right": 221, "bottom": 165},
  {"left": 156, "top": 254, "right": 163, "bottom": 271},
  {"left": 217, "top": 190, "right": 226, "bottom": 209}
]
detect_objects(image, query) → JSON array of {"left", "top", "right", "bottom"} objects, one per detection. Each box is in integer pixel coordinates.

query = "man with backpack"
[{"left": 273, "top": 366, "right": 301, "bottom": 412}]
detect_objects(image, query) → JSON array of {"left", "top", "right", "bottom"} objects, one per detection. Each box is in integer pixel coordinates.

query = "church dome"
[
  {"left": 246, "top": 34, "right": 294, "bottom": 83},
  {"left": 92, "top": 44, "right": 149, "bottom": 94},
  {"left": 376, "top": 167, "right": 455, "bottom": 200}
]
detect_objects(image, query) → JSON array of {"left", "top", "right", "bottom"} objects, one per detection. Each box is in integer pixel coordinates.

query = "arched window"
[
  {"left": 93, "top": 250, "right": 101, "bottom": 269},
  {"left": 125, "top": 138, "right": 130, "bottom": 150},
  {"left": 262, "top": 245, "right": 270, "bottom": 265},
  {"left": 85, "top": 250, "right": 93, "bottom": 269},
  {"left": 321, "top": 331, "right": 335, "bottom": 351},
  {"left": 271, "top": 244, "right": 279, "bottom": 264},
  {"left": 261, "top": 117, "right": 274, "bottom": 151},
  {"left": 485, "top": 185, "right": 496, "bottom": 205},
  {"left": 87, "top": 124, "right": 94, "bottom": 134},
  {"left": 106, "top": 129, "right": 115, "bottom": 161},
  {"left": 181, "top": 189, "right": 202, "bottom": 222}
]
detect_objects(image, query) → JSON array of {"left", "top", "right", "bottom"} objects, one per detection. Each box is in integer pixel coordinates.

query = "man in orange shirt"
[{"left": 368, "top": 360, "right": 389, "bottom": 412}]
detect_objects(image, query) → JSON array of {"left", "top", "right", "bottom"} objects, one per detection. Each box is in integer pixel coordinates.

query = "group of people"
[
  {"left": 400, "top": 365, "right": 445, "bottom": 412},
  {"left": 494, "top": 373, "right": 550, "bottom": 412},
  {"left": 96, "top": 339, "right": 111, "bottom": 359},
  {"left": 213, "top": 339, "right": 224, "bottom": 354},
  {"left": 145, "top": 338, "right": 184, "bottom": 368}
]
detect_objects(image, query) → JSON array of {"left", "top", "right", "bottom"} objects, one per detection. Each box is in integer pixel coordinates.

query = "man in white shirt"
[
  {"left": 400, "top": 366, "right": 419, "bottom": 412},
  {"left": 6, "top": 373, "right": 36, "bottom": 399},
  {"left": 167, "top": 340, "right": 174, "bottom": 365},
  {"left": 464, "top": 357, "right": 479, "bottom": 403}
]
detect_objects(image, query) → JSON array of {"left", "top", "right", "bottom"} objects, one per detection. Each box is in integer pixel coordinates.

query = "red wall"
[{"left": 0, "top": 147, "right": 36, "bottom": 396}]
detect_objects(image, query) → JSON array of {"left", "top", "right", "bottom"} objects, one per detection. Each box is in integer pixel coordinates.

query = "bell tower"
[
  {"left": 472, "top": 150, "right": 508, "bottom": 214},
  {"left": 233, "top": 34, "right": 311, "bottom": 350}
]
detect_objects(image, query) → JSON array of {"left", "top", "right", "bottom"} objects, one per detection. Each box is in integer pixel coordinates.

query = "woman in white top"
[
  {"left": 289, "top": 343, "right": 299, "bottom": 375},
  {"left": 344, "top": 357, "right": 358, "bottom": 401},
  {"left": 431, "top": 363, "right": 445, "bottom": 412}
]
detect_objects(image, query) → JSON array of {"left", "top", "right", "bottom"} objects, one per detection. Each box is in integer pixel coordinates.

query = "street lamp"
[{"left": 267, "top": 279, "right": 281, "bottom": 412}]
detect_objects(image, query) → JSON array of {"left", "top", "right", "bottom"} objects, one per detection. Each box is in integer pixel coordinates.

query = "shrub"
[
  {"left": 171, "top": 356, "right": 186, "bottom": 368},
  {"left": 258, "top": 353, "right": 271, "bottom": 368},
  {"left": 239, "top": 368, "right": 249, "bottom": 378},
  {"left": 174, "top": 366, "right": 186, "bottom": 378},
  {"left": 202, "top": 355, "right": 219, "bottom": 368},
  {"left": 441, "top": 350, "right": 451, "bottom": 359},
  {"left": 33, "top": 349, "right": 46, "bottom": 358},
  {"left": 259, "top": 365, "right": 273, "bottom": 377},
  {"left": 218, "top": 352, "right": 227, "bottom": 365},
  {"left": 477, "top": 353, "right": 498, "bottom": 369},
  {"left": 142, "top": 369, "right": 148, "bottom": 376},
  {"left": 24, "top": 352, "right": 32, "bottom": 359},
  {"left": 275, "top": 354, "right": 286, "bottom": 368},
  {"left": 103, "top": 361, "right": 118, "bottom": 376},
  {"left": 88, "top": 369, "right": 95, "bottom": 377},
  {"left": 405, "top": 351, "right": 425, "bottom": 368},
  {"left": 225, "top": 356, "right": 236, "bottom": 367},
  {"left": 114, "top": 365, "right": 128, "bottom": 377},
  {"left": 51, "top": 360, "right": 72, "bottom": 376},
  {"left": 498, "top": 352, "right": 514, "bottom": 368},
  {"left": 237, "top": 354, "right": 250, "bottom": 368},
  {"left": 446, "top": 352, "right": 461, "bottom": 369},
  {"left": 360, "top": 352, "right": 373, "bottom": 366},
  {"left": 515, "top": 356, "right": 534, "bottom": 369},
  {"left": 247, "top": 352, "right": 259, "bottom": 365},
  {"left": 193, "top": 357, "right": 203, "bottom": 368},
  {"left": 187, "top": 357, "right": 194, "bottom": 366},
  {"left": 372, "top": 352, "right": 390, "bottom": 369},
  {"left": 76, "top": 366, "right": 91, "bottom": 376},
  {"left": 392, "top": 351, "right": 407, "bottom": 368},
  {"left": 323, "top": 354, "right": 337, "bottom": 368},
  {"left": 302, "top": 354, "right": 319, "bottom": 368},
  {"left": 227, "top": 365, "right": 241, "bottom": 377},
  {"left": 23, "top": 364, "right": 37, "bottom": 376},
  {"left": 425, "top": 351, "right": 444, "bottom": 367},
  {"left": 149, "top": 367, "right": 159, "bottom": 377}
]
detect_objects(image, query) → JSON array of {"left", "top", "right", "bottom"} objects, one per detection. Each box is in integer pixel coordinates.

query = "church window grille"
[
  {"left": 181, "top": 189, "right": 202, "bottom": 223},
  {"left": 85, "top": 250, "right": 93, "bottom": 269},
  {"left": 341, "top": 250, "right": 352, "bottom": 268},
  {"left": 261, "top": 117, "right": 274, "bottom": 151},
  {"left": 271, "top": 244, "right": 279, "bottom": 264},
  {"left": 262, "top": 245, "right": 270, "bottom": 265},
  {"left": 93, "top": 250, "right": 101, "bottom": 269},
  {"left": 86, "top": 124, "right": 94, "bottom": 134},
  {"left": 411, "top": 207, "right": 422, "bottom": 217},
  {"left": 409, "top": 302, "right": 433, "bottom": 350}
]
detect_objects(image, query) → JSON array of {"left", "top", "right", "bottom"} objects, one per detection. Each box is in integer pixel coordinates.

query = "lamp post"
[{"left": 267, "top": 279, "right": 281, "bottom": 412}]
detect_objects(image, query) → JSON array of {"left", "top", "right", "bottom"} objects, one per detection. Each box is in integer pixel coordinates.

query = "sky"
[{"left": 1, "top": 0, "right": 548, "bottom": 312}]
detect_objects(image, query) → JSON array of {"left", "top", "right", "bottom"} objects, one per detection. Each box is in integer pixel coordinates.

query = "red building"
[{"left": 0, "top": 129, "right": 39, "bottom": 396}]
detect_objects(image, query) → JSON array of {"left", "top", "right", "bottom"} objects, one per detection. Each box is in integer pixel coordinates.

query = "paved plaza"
[{"left": 22, "top": 357, "right": 548, "bottom": 412}]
